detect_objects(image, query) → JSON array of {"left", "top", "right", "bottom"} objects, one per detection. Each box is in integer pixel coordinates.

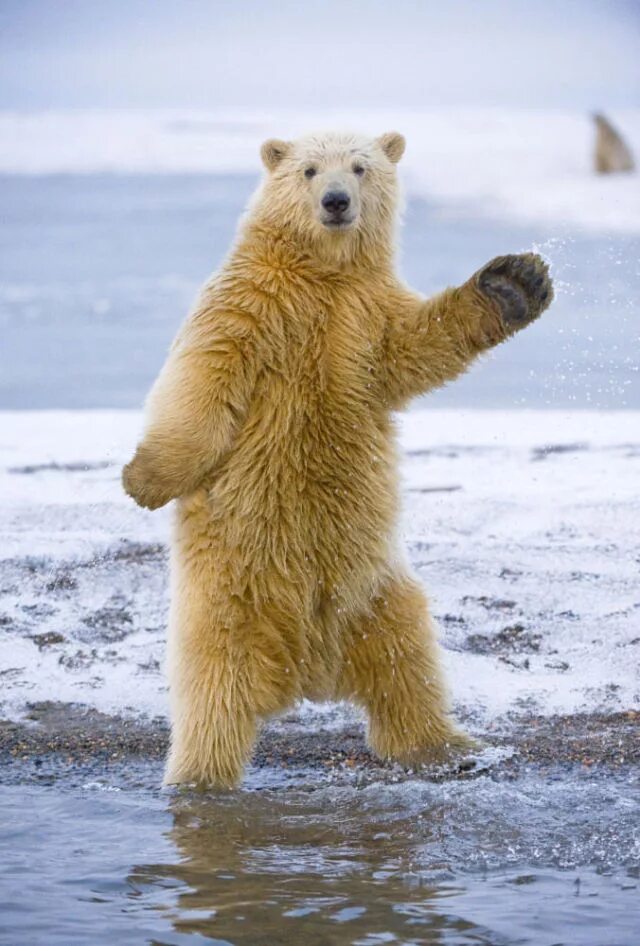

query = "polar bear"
[{"left": 123, "top": 130, "right": 553, "bottom": 788}]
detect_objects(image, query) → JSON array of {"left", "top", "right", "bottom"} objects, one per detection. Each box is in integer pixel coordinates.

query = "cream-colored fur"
[{"left": 123, "top": 131, "right": 553, "bottom": 788}]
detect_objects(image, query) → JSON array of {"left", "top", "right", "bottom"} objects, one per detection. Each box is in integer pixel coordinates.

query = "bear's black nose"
[{"left": 322, "top": 191, "right": 351, "bottom": 215}]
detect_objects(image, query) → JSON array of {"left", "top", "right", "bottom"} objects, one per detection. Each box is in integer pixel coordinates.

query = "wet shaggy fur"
[{"left": 123, "top": 130, "right": 554, "bottom": 788}]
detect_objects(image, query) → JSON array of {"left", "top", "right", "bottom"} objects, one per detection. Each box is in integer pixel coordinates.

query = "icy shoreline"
[{"left": 0, "top": 408, "right": 638, "bottom": 730}]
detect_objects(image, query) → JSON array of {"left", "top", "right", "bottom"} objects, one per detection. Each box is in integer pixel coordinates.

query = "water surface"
[{"left": 1, "top": 762, "right": 639, "bottom": 945}]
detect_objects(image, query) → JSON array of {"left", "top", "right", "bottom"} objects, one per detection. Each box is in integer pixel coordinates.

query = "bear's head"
[{"left": 256, "top": 131, "right": 405, "bottom": 264}]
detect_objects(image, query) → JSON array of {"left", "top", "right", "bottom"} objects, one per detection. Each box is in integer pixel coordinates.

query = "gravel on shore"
[{"left": 1, "top": 701, "right": 638, "bottom": 788}]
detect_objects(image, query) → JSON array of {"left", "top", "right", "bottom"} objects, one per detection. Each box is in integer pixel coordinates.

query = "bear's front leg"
[
  {"left": 380, "top": 252, "right": 554, "bottom": 407},
  {"left": 469, "top": 252, "right": 553, "bottom": 344}
]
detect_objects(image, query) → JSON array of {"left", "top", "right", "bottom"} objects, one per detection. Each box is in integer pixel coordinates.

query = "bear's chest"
[
  {"left": 224, "top": 288, "right": 395, "bottom": 538},
  {"left": 269, "top": 290, "right": 383, "bottom": 407}
]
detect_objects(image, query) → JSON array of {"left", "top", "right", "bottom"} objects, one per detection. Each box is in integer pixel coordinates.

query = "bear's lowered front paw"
[
  {"left": 122, "top": 448, "right": 174, "bottom": 510},
  {"left": 475, "top": 252, "right": 553, "bottom": 331}
]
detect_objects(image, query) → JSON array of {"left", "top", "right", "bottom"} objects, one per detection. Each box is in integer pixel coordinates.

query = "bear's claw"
[{"left": 475, "top": 252, "right": 553, "bottom": 331}]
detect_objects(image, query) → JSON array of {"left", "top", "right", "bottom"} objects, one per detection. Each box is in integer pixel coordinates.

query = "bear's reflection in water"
[{"left": 127, "top": 789, "right": 475, "bottom": 944}]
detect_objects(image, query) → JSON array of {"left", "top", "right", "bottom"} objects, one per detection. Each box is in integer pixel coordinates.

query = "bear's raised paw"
[{"left": 475, "top": 252, "right": 553, "bottom": 332}]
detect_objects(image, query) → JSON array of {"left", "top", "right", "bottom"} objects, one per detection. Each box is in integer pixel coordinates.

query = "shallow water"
[
  {"left": 1, "top": 762, "right": 639, "bottom": 945},
  {"left": 0, "top": 173, "right": 638, "bottom": 409}
]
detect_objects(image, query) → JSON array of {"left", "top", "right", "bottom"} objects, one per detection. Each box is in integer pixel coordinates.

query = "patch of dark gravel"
[
  {"left": 530, "top": 443, "right": 589, "bottom": 461},
  {"left": 29, "top": 631, "right": 67, "bottom": 649},
  {"left": 78, "top": 602, "right": 135, "bottom": 644},
  {"left": 466, "top": 623, "right": 542, "bottom": 656},
  {"left": 461, "top": 595, "right": 519, "bottom": 612},
  {"left": 8, "top": 461, "right": 114, "bottom": 474}
]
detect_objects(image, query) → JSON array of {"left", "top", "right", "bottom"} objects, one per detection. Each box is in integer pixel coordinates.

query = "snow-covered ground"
[
  {"left": 0, "top": 108, "right": 639, "bottom": 234},
  {"left": 1, "top": 409, "right": 638, "bottom": 729}
]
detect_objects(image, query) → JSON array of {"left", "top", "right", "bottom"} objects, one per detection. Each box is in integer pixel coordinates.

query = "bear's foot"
[
  {"left": 163, "top": 709, "right": 257, "bottom": 791},
  {"left": 368, "top": 718, "right": 479, "bottom": 768},
  {"left": 475, "top": 252, "right": 553, "bottom": 332},
  {"left": 163, "top": 750, "right": 246, "bottom": 791}
]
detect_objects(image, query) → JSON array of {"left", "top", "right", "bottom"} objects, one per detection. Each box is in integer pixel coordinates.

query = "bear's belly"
[{"left": 205, "top": 393, "right": 400, "bottom": 596}]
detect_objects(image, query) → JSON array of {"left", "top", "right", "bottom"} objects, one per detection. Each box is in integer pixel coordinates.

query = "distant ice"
[
  {"left": 0, "top": 108, "right": 639, "bottom": 233},
  {"left": 0, "top": 409, "right": 638, "bottom": 728}
]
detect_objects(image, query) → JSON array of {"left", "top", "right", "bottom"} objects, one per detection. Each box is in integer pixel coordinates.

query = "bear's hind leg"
[
  {"left": 164, "top": 597, "right": 299, "bottom": 790},
  {"left": 164, "top": 636, "right": 256, "bottom": 790},
  {"left": 337, "top": 574, "right": 473, "bottom": 764}
]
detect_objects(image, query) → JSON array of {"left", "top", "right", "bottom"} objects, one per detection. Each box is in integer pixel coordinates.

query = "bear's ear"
[
  {"left": 260, "top": 138, "right": 292, "bottom": 172},
  {"left": 377, "top": 131, "right": 406, "bottom": 164}
]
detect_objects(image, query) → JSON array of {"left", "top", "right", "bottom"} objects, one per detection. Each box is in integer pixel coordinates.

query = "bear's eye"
[
  {"left": 353, "top": 164, "right": 365, "bottom": 177},
  {"left": 304, "top": 167, "right": 317, "bottom": 180}
]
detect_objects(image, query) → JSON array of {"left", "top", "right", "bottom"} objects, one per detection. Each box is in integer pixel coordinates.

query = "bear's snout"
[
  {"left": 322, "top": 190, "right": 351, "bottom": 214},
  {"left": 321, "top": 190, "right": 352, "bottom": 226}
]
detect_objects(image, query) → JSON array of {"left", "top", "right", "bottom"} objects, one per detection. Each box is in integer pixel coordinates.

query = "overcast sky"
[{"left": 1, "top": 0, "right": 638, "bottom": 110}]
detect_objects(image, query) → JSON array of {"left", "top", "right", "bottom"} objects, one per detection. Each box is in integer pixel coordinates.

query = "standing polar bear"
[{"left": 123, "top": 130, "right": 553, "bottom": 788}]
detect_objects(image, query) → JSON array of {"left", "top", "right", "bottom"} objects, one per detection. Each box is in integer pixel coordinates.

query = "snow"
[
  {"left": 0, "top": 108, "right": 639, "bottom": 234},
  {"left": 1, "top": 409, "right": 638, "bottom": 728}
]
